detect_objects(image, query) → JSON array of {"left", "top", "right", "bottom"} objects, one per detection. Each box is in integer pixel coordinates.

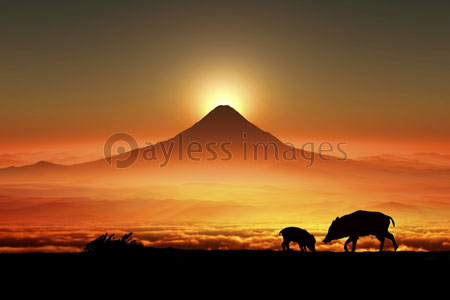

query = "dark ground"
[
  {"left": 2, "top": 249, "right": 448, "bottom": 297},
  {"left": 0, "top": 248, "right": 450, "bottom": 299},
  {"left": 2, "top": 249, "right": 448, "bottom": 282}
]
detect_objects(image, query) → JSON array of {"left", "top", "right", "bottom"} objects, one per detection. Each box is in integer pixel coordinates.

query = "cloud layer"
[{"left": 0, "top": 223, "right": 448, "bottom": 253}]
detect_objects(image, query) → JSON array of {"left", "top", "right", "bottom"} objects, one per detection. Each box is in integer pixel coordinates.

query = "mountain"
[
  {"left": 0, "top": 105, "right": 301, "bottom": 181},
  {"left": 358, "top": 153, "right": 450, "bottom": 170},
  {"left": 147, "top": 105, "right": 291, "bottom": 165},
  {"left": 181, "top": 105, "right": 283, "bottom": 145},
  {"left": 0, "top": 160, "right": 68, "bottom": 178},
  {"left": 1, "top": 105, "right": 450, "bottom": 228},
  {"left": 2, "top": 105, "right": 447, "bottom": 185}
]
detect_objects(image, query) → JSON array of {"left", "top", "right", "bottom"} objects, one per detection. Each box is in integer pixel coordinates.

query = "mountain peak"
[
  {"left": 203, "top": 105, "right": 245, "bottom": 120},
  {"left": 34, "top": 160, "right": 55, "bottom": 166},
  {"left": 178, "top": 104, "right": 283, "bottom": 147},
  {"left": 192, "top": 105, "right": 250, "bottom": 131},
  {"left": 210, "top": 104, "right": 237, "bottom": 111}
]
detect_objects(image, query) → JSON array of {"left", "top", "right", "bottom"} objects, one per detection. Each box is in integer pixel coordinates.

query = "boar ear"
[{"left": 335, "top": 216, "right": 339, "bottom": 221}]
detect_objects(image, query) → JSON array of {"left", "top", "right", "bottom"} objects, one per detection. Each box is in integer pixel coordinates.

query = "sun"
[
  {"left": 201, "top": 82, "right": 247, "bottom": 115},
  {"left": 203, "top": 90, "right": 244, "bottom": 114},
  {"left": 190, "top": 72, "right": 254, "bottom": 117}
]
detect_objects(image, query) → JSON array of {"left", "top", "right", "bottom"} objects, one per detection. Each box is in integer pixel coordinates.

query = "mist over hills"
[
  {"left": 0, "top": 105, "right": 449, "bottom": 188},
  {"left": 0, "top": 106, "right": 449, "bottom": 252}
]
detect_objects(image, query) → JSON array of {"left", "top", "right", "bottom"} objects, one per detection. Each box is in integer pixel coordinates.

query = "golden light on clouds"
[{"left": 1, "top": 1, "right": 450, "bottom": 255}]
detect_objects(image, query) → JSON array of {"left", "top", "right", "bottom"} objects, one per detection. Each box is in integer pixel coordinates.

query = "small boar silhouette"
[
  {"left": 279, "top": 227, "right": 316, "bottom": 252},
  {"left": 323, "top": 210, "right": 398, "bottom": 252}
]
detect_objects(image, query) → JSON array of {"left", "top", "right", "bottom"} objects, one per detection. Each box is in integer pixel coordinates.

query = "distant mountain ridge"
[
  {"left": 2, "top": 105, "right": 448, "bottom": 182},
  {"left": 0, "top": 105, "right": 299, "bottom": 174}
]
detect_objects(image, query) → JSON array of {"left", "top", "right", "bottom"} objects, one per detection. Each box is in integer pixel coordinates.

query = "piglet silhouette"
[{"left": 279, "top": 227, "right": 316, "bottom": 252}]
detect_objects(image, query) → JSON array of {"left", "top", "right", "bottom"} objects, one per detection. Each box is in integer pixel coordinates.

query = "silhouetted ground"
[
  {"left": 2, "top": 249, "right": 448, "bottom": 285},
  {"left": 1, "top": 251, "right": 448, "bottom": 299}
]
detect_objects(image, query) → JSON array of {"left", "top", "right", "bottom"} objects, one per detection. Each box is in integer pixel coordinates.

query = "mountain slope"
[
  {"left": 2, "top": 105, "right": 447, "bottom": 185},
  {"left": 0, "top": 105, "right": 295, "bottom": 180}
]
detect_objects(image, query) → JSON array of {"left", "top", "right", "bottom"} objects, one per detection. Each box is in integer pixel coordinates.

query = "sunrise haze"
[{"left": 0, "top": 1, "right": 449, "bottom": 253}]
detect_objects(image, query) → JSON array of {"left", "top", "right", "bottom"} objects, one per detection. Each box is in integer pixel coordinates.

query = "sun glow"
[
  {"left": 197, "top": 77, "right": 249, "bottom": 115},
  {"left": 203, "top": 90, "right": 244, "bottom": 115}
]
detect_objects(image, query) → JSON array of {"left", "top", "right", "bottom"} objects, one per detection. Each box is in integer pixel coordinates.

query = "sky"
[
  {"left": 1, "top": 0, "right": 450, "bottom": 156},
  {"left": 0, "top": 1, "right": 449, "bottom": 252}
]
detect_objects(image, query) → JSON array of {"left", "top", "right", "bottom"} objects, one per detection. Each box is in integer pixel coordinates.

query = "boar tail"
[{"left": 389, "top": 216, "right": 395, "bottom": 227}]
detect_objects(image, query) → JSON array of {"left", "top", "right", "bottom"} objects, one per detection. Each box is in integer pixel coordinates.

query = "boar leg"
[
  {"left": 385, "top": 232, "right": 398, "bottom": 251},
  {"left": 351, "top": 237, "right": 358, "bottom": 252},
  {"left": 282, "top": 240, "right": 289, "bottom": 251},
  {"left": 376, "top": 235, "right": 385, "bottom": 252},
  {"left": 344, "top": 237, "right": 352, "bottom": 252}
]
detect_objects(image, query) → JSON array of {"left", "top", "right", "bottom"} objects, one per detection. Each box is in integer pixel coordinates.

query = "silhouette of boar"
[
  {"left": 323, "top": 210, "right": 398, "bottom": 252},
  {"left": 279, "top": 227, "right": 316, "bottom": 252}
]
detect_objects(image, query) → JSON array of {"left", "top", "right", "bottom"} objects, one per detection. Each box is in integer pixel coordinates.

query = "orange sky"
[
  {"left": 1, "top": 1, "right": 450, "bottom": 158},
  {"left": 0, "top": 1, "right": 449, "bottom": 253}
]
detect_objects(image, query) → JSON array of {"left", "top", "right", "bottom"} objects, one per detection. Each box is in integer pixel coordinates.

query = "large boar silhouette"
[
  {"left": 279, "top": 227, "right": 316, "bottom": 252},
  {"left": 323, "top": 210, "right": 398, "bottom": 252}
]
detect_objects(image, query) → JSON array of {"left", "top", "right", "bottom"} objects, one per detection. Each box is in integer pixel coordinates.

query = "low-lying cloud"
[{"left": 0, "top": 223, "right": 448, "bottom": 253}]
